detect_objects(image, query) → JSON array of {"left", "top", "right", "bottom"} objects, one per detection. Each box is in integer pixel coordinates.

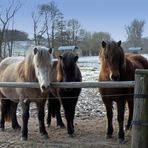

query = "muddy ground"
[{"left": 0, "top": 115, "right": 131, "bottom": 148}]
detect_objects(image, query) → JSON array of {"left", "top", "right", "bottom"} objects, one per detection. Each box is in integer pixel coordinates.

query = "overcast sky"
[{"left": 0, "top": 0, "right": 148, "bottom": 41}]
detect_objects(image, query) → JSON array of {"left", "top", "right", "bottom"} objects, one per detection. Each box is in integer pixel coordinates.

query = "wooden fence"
[
  {"left": 0, "top": 81, "right": 134, "bottom": 89},
  {"left": 131, "top": 69, "right": 148, "bottom": 148}
]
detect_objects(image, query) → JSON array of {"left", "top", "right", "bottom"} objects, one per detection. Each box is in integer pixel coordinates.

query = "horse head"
[
  {"left": 100, "top": 40, "right": 125, "bottom": 81},
  {"left": 56, "top": 52, "right": 78, "bottom": 91},
  {"left": 33, "top": 47, "right": 53, "bottom": 92}
]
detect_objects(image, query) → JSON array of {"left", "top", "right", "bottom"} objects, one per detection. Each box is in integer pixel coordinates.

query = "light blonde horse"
[{"left": 0, "top": 46, "right": 52, "bottom": 140}]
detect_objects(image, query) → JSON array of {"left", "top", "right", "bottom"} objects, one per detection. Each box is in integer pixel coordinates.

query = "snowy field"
[{"left": 78, "top": 56, "right": 99, "bottom": 82}]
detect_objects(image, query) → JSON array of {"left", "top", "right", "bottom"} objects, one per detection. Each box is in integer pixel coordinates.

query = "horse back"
[
  {"left": 0, "top": 57, "right": 23, "bottom": 82},
  {"left": 124, "top": 53, "right": 148, "bottom": 80},
  {"left": 0, "top": 57, "right": 24, "bottom": 100},
  {"left": 0, "top": 57, "right": 23, "bottom": 76},
  {"left": 126, "top": 53, "right": 148, "bottom": 69}
]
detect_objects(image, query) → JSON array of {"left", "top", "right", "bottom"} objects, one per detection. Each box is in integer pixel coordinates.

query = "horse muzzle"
[
  {"left": 110, "top": 74, "right": 120, "bottom": 81},
  {"left": 41, "top": 84, "right": 50, "bottom": 93}
]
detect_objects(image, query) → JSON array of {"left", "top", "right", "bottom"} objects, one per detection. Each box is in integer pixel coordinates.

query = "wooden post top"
[{"left": 135, "top": 69, "right": 148, "bottom": 75}]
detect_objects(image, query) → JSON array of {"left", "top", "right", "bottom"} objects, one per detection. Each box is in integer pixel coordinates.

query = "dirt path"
[{"left": 0, "top": 117, "right": 131, "bottom": 148}]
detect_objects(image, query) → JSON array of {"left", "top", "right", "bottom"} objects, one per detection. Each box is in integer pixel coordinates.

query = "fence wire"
[{"left": 13, "top": 88, "right": 133, "bottom": 119}]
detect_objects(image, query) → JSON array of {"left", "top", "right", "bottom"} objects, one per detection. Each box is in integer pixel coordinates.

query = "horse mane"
[
  {"left": 16, "top": 51, "right": 36, "bottom": 81},
  {"left": 56, "top": 58, "right": 63, "bottom": 82}
]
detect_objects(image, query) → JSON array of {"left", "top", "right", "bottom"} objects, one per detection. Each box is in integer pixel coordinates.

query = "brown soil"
[{"left": 0, "top": 117, "right": 131, "bottom": 148}]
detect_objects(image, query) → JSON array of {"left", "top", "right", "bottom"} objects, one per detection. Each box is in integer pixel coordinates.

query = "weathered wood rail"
[
  {"left": 132, "top": 69, "right": 148, "bottom": 148},
  {"left": 0, "top": 81, "right": 135, "bottom": 88}
]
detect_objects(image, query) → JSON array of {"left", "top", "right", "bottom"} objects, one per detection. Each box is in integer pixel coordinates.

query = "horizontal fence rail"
[{"left": 0, "top": 81, "right": 135, "bottom": 89}]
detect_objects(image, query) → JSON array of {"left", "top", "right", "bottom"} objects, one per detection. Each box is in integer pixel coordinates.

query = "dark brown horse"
[
  {"left": 47, "top": 51, "right": 82, "bottom": 136},
  {"left": 99, "top": 40, "right": 148, "bottom": 143}
]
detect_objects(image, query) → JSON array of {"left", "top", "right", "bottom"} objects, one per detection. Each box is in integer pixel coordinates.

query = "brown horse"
[
  {"left": 0, "top": 46, "right": 53, "bottom": 140},
  {"left": 47, "top": 51, "right": 82, "bottom": 136},
  {"left": 99, "top": 40, "right": 148, "bottom": 143}
]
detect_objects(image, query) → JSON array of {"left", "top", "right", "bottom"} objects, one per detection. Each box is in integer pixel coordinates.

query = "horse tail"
[{"left": 1, "top": 99, "right": 12, "bottom": 122}]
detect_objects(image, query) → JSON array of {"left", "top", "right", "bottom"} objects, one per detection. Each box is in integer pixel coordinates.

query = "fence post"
[{"left": 131, "top": 69, "right": 148, "bottom": 148}]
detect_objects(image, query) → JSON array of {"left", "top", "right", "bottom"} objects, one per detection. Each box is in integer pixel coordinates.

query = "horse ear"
[
  {"left": 117, "top": 40, "right": 121, "bottom": 46},
  {"left": 74, "top": 55, "right": 78, "bottom": 62},
  {"left": 102, "top": 41, "right": 106, "bottom": 48},
  {"left": 34, "top": 48, "right": 38, "bottom": 55},
  {"left": 48, "top": 48, "right": 52, "bottom": 54}
]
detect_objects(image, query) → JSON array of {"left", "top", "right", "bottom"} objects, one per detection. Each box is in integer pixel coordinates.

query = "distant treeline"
[{"left": 0, "top": 29, "right": 29, "bottom": 41}]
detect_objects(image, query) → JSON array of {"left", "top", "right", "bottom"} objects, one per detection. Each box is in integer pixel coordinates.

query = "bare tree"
[
  {"left": 0, "top": 0, "right": 21, "bottom": 58},
  {"left": 32, "top": 10, "right": 47, "bottom": 45},
  {"left": 125, "top": 19, "right": 145, "bottom": 47},
  {"left": 67, "top": 19, "right": 81, "bottom": 45},
  {"left": 39, "top": 1, "right": 61, "bottom": 48},
  {"left": 56, "top": 12, "right": 67, "bottom": 46}
]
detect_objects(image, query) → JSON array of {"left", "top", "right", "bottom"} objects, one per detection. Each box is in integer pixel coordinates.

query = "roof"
[
  {"left": 128, "top": 47, "right": 142, "bottom": 51},
  {"left": 58, "top": 46, "right": 79, "bottom": 51}
]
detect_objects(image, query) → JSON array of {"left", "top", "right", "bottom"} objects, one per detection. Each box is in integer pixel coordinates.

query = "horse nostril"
[
  {"left": 41, "top": 85, "right": 50, "bottom": 92},
  {"left": 111, "top": 75, "right": 120, "bottom": 81},
  {"left": 41, "top": 85, "right": 46, "bottom": 91},
  {"left": 47, "top": 85, "right": 50, "bottom": 89}
]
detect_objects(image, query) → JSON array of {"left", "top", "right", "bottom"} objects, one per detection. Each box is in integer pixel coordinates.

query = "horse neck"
[
  {"left": 17, "top": 54, "right": 36, "bottom": 82},
  {"left": 119, "top": 57, "right": 136, "bottom": 80},
  {"left": 70, "top": 64, "right": 82, "bottom": 82},
  {"left": 25, "top": 54, "right": 37, "bottom": 81},
  {"left": 75, "top": 66, "right": 82, "bottom": 81}
]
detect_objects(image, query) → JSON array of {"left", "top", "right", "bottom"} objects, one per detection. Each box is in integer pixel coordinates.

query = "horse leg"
[
  {"left": 36, "top": 101, "right": 48, "bottom": 138},
  {"left": 46, "top": 99, "right": 52, "bottom": 127},
  {"left": 69, "top": 97, "right": 78, "bottom": 129},
  {"left": 126, "top": 98, "right": 133, "bottom": 130},
  {"left": 10, "top": 101, "right": 21, "bottom": 130},
  {"left": 61, "top": 98, "right": 76, "bottom": 136},
  {"left": 55, "top": 99, "right": 65, "bottom": 128},
  {"left": 21, "top": 101, "right": 30, "bottom": 140},
  {"left": 117, "top": 99, "right": 126, "bottom": 143},
  {"left": 104, "top": 100, "right": 114, "bottom": 138},
  {"left": 0, "top": 99, "right": 7, "bottom": 131}
]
